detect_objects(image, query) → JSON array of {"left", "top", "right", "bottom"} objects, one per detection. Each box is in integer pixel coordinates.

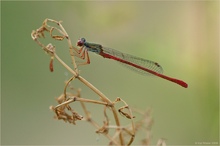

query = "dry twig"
[
  {"left": 31, "top": 18, "right": 165, "bottom": 146},
  {"left": 31, "top": 18, "right": 136, "bottom": 145}
]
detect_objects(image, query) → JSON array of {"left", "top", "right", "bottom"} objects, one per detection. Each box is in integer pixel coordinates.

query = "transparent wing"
[{"left": 101, "top": 47, "right": 163, "bottom": 76}]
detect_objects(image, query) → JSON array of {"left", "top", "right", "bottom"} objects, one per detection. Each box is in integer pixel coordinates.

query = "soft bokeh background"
[{"left": 1, "top": 1, "right": 219, "bottom": 145}]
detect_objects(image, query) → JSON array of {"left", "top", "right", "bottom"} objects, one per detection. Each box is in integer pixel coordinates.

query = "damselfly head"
[{"left": 77, "top": 38, "right": 86, "bottom": 47}]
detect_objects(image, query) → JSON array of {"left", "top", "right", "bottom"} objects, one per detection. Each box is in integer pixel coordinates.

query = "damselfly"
[{"left": 76, "top": 38, "right": 188, "bottom": 88}]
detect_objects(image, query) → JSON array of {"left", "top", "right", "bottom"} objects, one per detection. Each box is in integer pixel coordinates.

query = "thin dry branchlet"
[{"left": 31, "top": 18, "right": 165, "bottom": 146}]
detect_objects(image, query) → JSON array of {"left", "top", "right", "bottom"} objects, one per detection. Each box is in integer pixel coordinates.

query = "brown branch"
[{"left": 31, "top": 18, "right": 161, "bottom": 146}]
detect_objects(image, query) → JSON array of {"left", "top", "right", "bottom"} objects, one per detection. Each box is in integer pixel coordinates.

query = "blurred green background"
[{"left": 1, "top": 1, "right": 219, "bottom": 145}]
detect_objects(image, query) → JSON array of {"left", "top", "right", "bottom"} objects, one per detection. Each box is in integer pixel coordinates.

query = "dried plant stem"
[
  {"left": 54, "top": 52, "right": 124, "bottom": 144},
  {"left": 54, "top": 53, "right": 119, "bottom": 109},
  {"left": 31, "top": 18, "right": 151, "bottom": 145}
]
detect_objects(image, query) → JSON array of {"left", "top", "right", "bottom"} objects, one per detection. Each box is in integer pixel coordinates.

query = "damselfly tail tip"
[{"left": 178, "top": 80, "right": 188, "bottom": 88}]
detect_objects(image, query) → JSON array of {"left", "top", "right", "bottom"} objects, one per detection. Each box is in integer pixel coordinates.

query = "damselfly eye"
[
  {"left": 77, "top": 38, "right": 86, "bottom": 46},
  {"left": 81, "top": 38, "right": 86, "bottom": 42}
]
